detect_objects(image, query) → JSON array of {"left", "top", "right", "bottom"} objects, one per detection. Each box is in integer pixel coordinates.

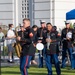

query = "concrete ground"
[
  {"left": 1, "top": 53, "right": 70, "bottom": 67},
  {"left": 1, "top": 53, "right": 40, "bottom": 67}
]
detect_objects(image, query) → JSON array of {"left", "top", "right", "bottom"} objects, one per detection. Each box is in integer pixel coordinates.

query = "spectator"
[
  {"left": 0, "top": 27, "right": 4, "bottom": 52},
  {"left": 6, "top": 24, "right": 16, "bottom": 63},
  {"left": 0, "top": 27, "right": 4, "bottom": 42}
]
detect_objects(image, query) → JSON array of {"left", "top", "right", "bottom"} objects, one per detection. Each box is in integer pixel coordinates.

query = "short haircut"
[
  {"left": 46, "top": 22, "right": 52, "bottom": 26},
  {"left": 23, "top": 18, "right": 30, "bottom": 22}
]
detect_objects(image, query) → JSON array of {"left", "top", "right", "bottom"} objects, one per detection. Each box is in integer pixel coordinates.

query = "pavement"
[
  {"left": 1, "top": 53, "right": 70, "bottom": 67},
  {"left": 1, "top": 53, "right": 40, "bottom": 67}
]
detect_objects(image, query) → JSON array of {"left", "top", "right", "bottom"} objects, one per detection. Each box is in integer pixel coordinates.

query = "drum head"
[{"left": 36, "top": 43, "right": 44, "bottom": 50}]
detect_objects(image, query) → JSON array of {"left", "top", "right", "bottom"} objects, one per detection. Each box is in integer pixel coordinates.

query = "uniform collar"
[
  {"left": 40, "top": 27, "right": 46, "bottom": 30},
  {"left": 25, "top": 26, "right": 31, "bottom": 30}
]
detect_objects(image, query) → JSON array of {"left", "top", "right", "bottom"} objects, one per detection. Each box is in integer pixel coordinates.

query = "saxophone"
[{"left": 14, "top": 26, "right": 22, "bottom": 58}]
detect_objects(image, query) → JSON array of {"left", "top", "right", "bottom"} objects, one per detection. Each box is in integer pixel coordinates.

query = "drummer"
[{"left": 37, "top": 20, "right": 47, "bottom": 68}]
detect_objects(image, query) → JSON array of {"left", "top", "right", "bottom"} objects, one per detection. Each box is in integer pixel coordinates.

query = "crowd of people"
[{"left": 0, "top": 18, "right": 75, "bottom": 75}]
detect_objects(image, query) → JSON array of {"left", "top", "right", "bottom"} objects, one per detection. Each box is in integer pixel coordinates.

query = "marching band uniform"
[
  {"left": 71, "top": 25, "right": 75, "bottom": 69},
  {"left": 61, "top": 21, "right": 74, "bottom": 69},
  {"left": 52, "top": 26, "right": 60, "bottom": 56},
  {"left": 45, "top": 23, "right": 61, "bottom": 75},
  {"left": 20, "top": 25, "right": 36, "bottom": 75},
  {"left": 72, "top": 54, "right": 75, "bottom": 69},
  {"left": 37, "top": 27, "right": 47, "bottom": 68},
  {"left": 18, "top": 19, "right": 47, "bottom": 75}
]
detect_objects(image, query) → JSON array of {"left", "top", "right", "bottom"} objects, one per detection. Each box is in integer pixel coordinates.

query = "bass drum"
[{"left": 36, "top": 43, "right": 44, "bottom": 50}]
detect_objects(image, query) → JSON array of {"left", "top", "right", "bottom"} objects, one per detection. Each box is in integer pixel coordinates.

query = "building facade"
[
  {"left": 0, "top": 0, "right": 75, "bottom": 29},
  {"left": 0, "top": 0, "right": 20, "bottom": 27},
  {"left": 22, "top": 0, "right": 29, "bottom": 19},
  {"left": 29, "top": 0, "right": 75, "bottom": 29},
  {"left": 0, "top": 0, "right": 14, "bottom": 26},
  {"left": 0, "top": 0, "right": 29, "bottom": 27}
]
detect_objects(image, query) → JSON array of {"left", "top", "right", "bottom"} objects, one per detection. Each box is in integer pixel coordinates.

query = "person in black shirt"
[
  {"left": 52, "top": 26, "right": 61, "bottom": 55},
  {"left": 30, "top": 25, "right": 38, "bottom": 65},
  {"left": 61, "top": 21, "right": 74, "bottom": 69},
  {"left": 70, "top": 23, "right": 75, "bottom": 69},
  {"left": 17, "top": 18, "right": 35, "bottom": 75},
  {"left": 37, "top": 20, "right": 47, "bottom": 68},
  {"left": 45, "top": 23, "right": 61, "bottom": 75}
]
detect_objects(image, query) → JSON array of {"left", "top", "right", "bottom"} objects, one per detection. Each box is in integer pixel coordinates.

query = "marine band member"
[
  {"left": 45, "top": 23, "right": 61, "bottom": 75},
  {"left": 17, "top": 18, "right": 36, "bottom": 75},
  {"left": 37, "top": 20, "right": 47, "bottom": 68},
  {"left": 61, "top": 20, "right": 74, "bottom": 69}
]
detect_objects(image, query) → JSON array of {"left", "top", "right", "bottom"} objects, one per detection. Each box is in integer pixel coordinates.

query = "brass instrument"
[{"left": 14, "top": 26, "right": 22, "bottom": 58}]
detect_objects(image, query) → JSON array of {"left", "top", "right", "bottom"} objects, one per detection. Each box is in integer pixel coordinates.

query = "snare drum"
[{"left": 36, "top": 43, "right": 44, "bottom": 50}]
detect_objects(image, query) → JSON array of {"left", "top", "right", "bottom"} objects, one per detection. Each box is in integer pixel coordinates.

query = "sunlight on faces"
[
  {"left": 11, "top": 24, "right": 14, "bottom": 28},
  {"left": 23, "top": 20, "right": 30, "bottom": 28},
  {"left": 66, "top": 23, "right": 70, "bottom": 29},
  {"left": 41, "top": 23, "right": 46, "bottom": 28},
  {"left": 33, "top": 27, "right": 38, "bottom": 32},
  {"left": 47, "top": 24, "right": 52, "bottom": 31}
]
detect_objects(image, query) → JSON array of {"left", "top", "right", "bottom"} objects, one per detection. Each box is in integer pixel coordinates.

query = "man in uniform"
[
  {"left": 45, "top": 23, "right": 61, "bottom": 75},
  {"left": 71, "top": 23, "right": 75, "bottom": 69},
  {"left": 61, "top": 21, "right": 74, "bottom": 69},
  {"left": 37, "top": 20, "right": 47, "bottom": 68},
  {"left": 17, "top": 18, "right": 35, "bottom": 75}
]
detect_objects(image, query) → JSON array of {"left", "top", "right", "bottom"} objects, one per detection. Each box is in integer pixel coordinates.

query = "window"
[
  {"left": 22, "top": 7, "right": 24, "bottom": 10},
  {"left": 27, "top": 11, "right": 29, "bottom": 13},
  {"left": 27, "top": 7, "right": 29, "bottom": 10},
  {"left": 22, "top": 11, "right": 24, "bottom": 13},
  {"left": 22, "top": 15, "right": 24, "bottom": 18},
  {"left": 25, "top": 15, "right": 26, "bottom": 18},
  {"left": 25, "top": 7, "right": 26, "bottom": 10},
  {"left": 27, "top": 15, "right": 29, "bottom": 18}
]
